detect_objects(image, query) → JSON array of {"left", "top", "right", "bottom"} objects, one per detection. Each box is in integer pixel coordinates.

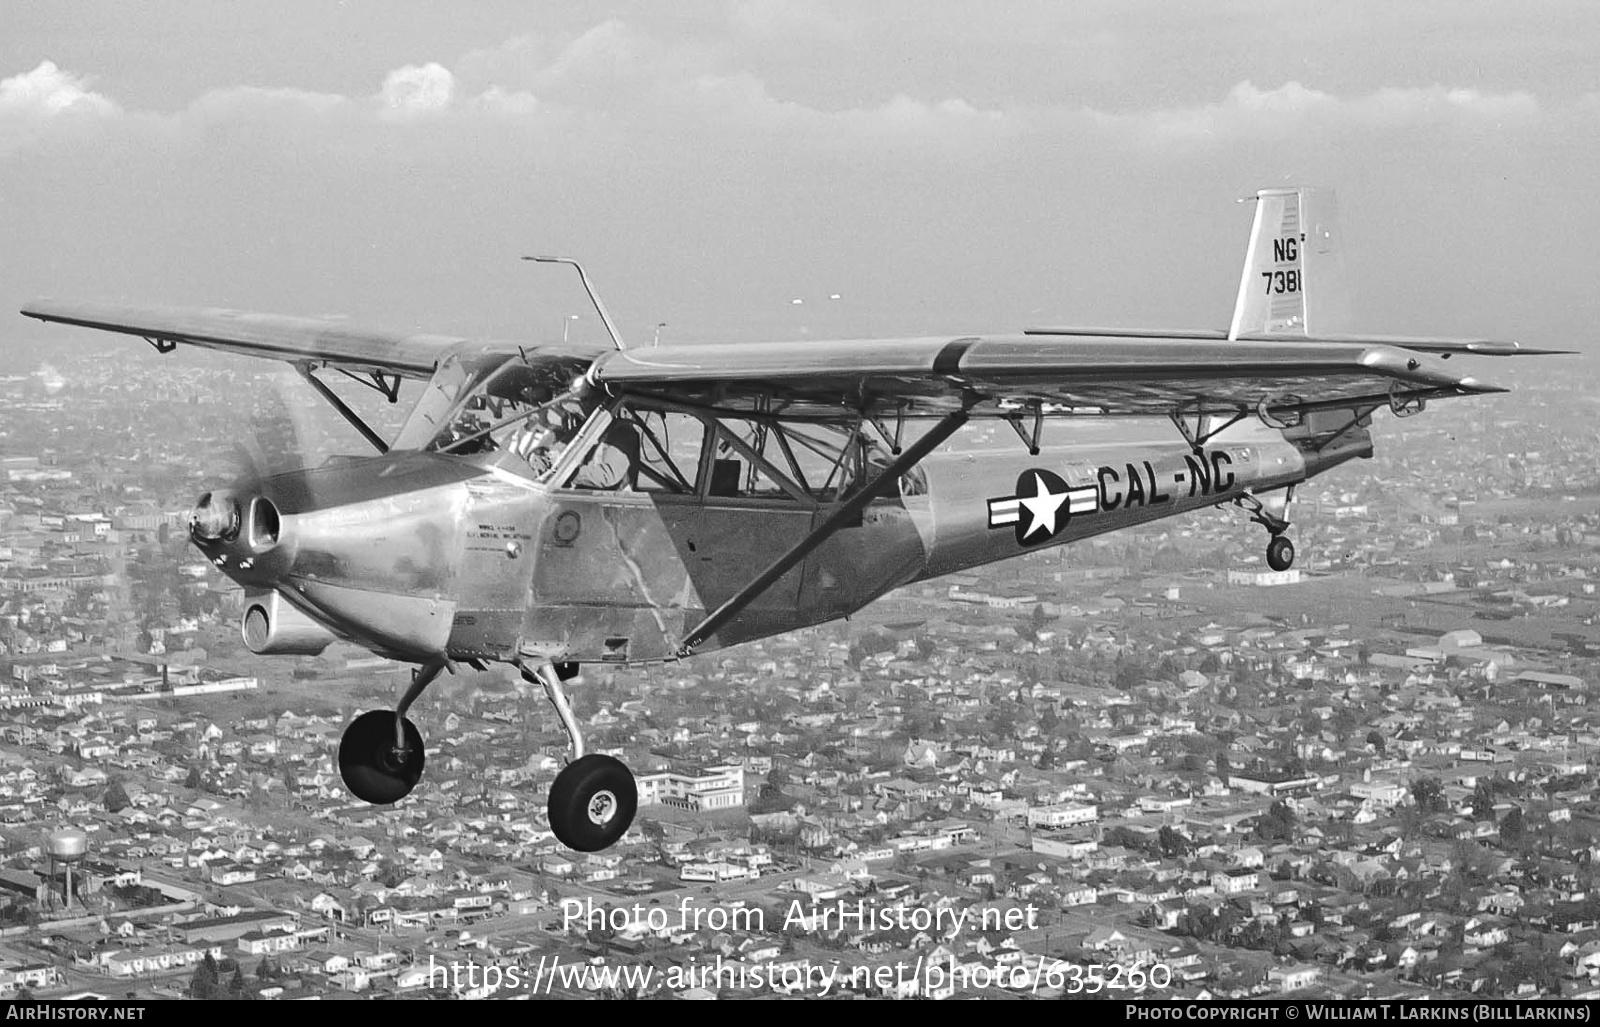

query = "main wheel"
[
  {"left": 339, "top": 709, "right": 425, "bottom": 804},
  {"left": 1266, "top": 535, "right": 1296, "bottom": 572},
  {"left": 548, "top": 754, "right": 637, "bottom": 852}
]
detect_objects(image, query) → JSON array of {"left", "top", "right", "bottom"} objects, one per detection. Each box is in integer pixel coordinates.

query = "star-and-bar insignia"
[{"left": 987, "top": 469, "right": 1098, "bottom": 546}]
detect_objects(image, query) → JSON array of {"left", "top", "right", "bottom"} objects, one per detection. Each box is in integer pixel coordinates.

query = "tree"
[
  {"left": 190, "top": 959, "right": 218, "bottom": 1000},
  {"left": 1365, "top": 730, "right": 1385, "bottom": 754},
  {"left": 1158, "top": 826, "right": 1193, "bottom": 858},
  {"left": 184, "top": 766, "right": 204, "bottom": 791},
  {"left": 1473, "top": 779, "right": 1497, "bottom": 821},
  {"left": 1256, "top": 801, "right": 1297, "bottom": 842},
  {"left": 1411, "top": 777, "right": 1446, "bottom": 814},
  {"left": 103, "top": 780, "right": 131, "bottom": 814},
  {"left": 985, "top": 699, "right": 1021, "bottom": 739},
  {"left": 1500, "top": 807, "right": 1526, "bottom": 848},
  {"left": 229, "top": 965, "right": 250, "bottom": 999}
]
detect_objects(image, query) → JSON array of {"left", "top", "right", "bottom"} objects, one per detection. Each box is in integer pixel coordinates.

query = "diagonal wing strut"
[{"left": 676, "top": 397, "right": 976, "bottom": 658}]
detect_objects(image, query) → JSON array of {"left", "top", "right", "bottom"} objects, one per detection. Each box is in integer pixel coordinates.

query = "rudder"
[{"left": 1227, "top": 187, "right": 1350, "bottom": 339}]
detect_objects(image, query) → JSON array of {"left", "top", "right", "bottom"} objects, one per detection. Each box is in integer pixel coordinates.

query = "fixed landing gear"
[
  {"left": 548, "top": 753, "right": 638, "bottom": 853},
  {"left": 339, "top": 711, "right": 424, "bottom": 803},
  {"left": 338, "top": 656, "right": 448, "bottom": 804},
  {"left": 336, "top": 654, "right": 638, "bottom": 851},
  {"left": 1266, "top": 534, "right": 1295, "bottom": 573},
  {"left": 1231, "top": 489, "right": 1297, "bottom": 572},
  {"left": 522, "top": 660, "right": 638, "bottom": 852}
]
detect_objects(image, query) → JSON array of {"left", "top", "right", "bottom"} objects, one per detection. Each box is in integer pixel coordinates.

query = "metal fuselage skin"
[{"left": 201, "top": 416, "right": 1371, "bottom": 667}]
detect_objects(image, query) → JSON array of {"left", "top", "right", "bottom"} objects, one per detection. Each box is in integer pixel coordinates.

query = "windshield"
[
  {"left": 394, "top": 351, "right": 595, "bottom": 477},
  {"left": 392, "top": 352, "right": 500, "bottom": 452}
]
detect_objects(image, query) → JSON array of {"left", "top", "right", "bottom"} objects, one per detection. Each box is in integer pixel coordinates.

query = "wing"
[
  {"left": 591, "top": 333, "right": 1507, "bottom": 421},
  {"left": 19, "top": 301, "right": 460, "bottom": 380},
  {"left": 1026, "top": 326, "right": 1570, "bottom": 357}
]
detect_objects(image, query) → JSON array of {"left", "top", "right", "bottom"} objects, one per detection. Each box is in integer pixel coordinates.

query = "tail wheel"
[
  {"left": 1266, "top": 535, "right": 1296, "bottom": 572},
  {"left": 548, "top": 754, "right": 637, "bottom": 852},
  {"left": 338, "top": 709, "right": 425, "bottom": 804}
]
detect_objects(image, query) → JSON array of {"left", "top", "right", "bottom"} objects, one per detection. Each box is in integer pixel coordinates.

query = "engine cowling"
[{"left": 242, "top": 591, "right": 339, "bottom": 655}]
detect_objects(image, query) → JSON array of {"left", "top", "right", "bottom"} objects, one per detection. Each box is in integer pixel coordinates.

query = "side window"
[
  {"left": 633, "top": 411, "right": 706, "bottom": 494},
  {"left": 558, "top": 409, "right": 708, "bottom": 494},
  {"left": 709, "top": 423, "right": 799, "bottom": 500}
]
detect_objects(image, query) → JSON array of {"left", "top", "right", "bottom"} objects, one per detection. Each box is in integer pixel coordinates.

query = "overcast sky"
[{"left": 4, "top": 2, "right": 1597, "bottom": 355}]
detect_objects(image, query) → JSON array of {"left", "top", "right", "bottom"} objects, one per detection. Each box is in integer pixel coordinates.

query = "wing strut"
[
  {"left": 677, "top": 398, "right": 976, "bottom": 658},
  {"left": 294, "top": 365, "right": 390, "bottom": 454}
]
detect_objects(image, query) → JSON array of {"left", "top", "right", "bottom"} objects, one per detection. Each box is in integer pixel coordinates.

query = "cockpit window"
[
  {"left": 391, "top": 352, "right": 497, "bottom": 452},
  {"left": 393, "top": 352, "right": 592, "bottom": 477}
]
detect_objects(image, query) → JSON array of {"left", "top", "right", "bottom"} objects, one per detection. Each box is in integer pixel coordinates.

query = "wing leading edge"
[{"left": 19, "top": 301, "right": 463, "bottom": 380}]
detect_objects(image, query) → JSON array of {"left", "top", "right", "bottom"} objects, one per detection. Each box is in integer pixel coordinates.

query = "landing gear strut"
[
  {"left": 338, "top": 656, "right": 449, "bottom": 804},
  {"left": 522, "top": 660, "right": 637, "bottom": 852},
  {"left": 1231, "top": 489, "right": 1296, "bottom": 572}
]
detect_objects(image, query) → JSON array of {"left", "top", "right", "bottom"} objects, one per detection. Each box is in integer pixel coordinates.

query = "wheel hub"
[{"left": 587, "top": 790, "right": 618, "bottom": 826}]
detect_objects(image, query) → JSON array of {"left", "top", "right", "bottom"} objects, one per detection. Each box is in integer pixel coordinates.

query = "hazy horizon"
[{"left": 5, "top": 4, "right": 1598, "bottom": 360}]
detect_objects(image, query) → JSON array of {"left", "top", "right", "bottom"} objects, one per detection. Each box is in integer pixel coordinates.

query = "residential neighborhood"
[{"left": 0, "top": 354, "right": 1598, "bottom": 999}]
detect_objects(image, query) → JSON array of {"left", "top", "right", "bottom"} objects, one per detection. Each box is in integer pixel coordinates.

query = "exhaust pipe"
[{"left": 242, "top": 591, "right": 339, "bottom": 655}]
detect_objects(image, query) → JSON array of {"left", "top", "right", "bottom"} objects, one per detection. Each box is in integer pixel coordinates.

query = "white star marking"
[{"left": 1018, "top": 472, "right": 1068, "bottom": 540}]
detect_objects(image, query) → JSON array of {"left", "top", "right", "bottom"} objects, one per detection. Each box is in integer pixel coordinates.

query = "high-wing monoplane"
[{"left": 21, "top": 188, "right": 1560, "bottom": 851}]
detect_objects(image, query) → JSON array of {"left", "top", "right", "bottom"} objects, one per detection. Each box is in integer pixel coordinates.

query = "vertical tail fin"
[{"left": 1227, "top": 187, "right": 1350, "bottom": 339}]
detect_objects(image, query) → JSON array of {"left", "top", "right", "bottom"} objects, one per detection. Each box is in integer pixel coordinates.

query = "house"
[
  {"left": 298, "top": 951, "right": 350, "bottom": 975},
  {"left": 1268, "top": 963, "right": 1322, "bottom": 993},
  {"left": 1463, "top": 916, "right": 1511, "bottom": 949},
  {"left": 308, "top": 893, "right": 346, "bottom": 921},
  {"left": 1212, "top": 869, "right": 1259, "bottom": 895},
  {"left": 1230, "top": 846, "right": 1265, "bottom": 868}
]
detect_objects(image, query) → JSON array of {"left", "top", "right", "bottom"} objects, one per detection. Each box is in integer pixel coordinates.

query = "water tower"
[{"left": 47, "top": 828, "right": 87, "bottom": 910}]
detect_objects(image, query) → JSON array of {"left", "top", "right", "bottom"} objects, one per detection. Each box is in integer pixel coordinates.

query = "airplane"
[{"left": 19, "top": 187, "right": 1561, "bottom": 852}]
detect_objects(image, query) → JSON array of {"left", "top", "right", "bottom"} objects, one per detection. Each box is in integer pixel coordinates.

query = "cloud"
[
  {"left": 0, "top": 61, "right": 117, "bottom": 118},
  {"left": 470, "top": 86, "right": 541, "bottom": 117},
  {"left": 1139, "top": 81, "right": 1540, "bottom": 141},
  {"left": 728, "top": 0, "right": 850, "bottom": 43},
  {"left": 0, "top": 32, "right": 1563, "bottom": 159},
  {"left": 187, "top": 85, "right": 349, "bottom": 123},
  {"left": 378, "top": 62, "right": 456, "bottom": 118}
]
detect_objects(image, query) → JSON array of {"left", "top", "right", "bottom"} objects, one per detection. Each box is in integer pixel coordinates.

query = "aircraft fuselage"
[{"left": 202, "top": 414, "right": 1371, "bottom": 668}]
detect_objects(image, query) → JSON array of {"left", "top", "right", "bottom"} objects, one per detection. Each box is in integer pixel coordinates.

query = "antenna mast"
[{"left": 523, "top": 256, "right": 627, "bottom": 352}]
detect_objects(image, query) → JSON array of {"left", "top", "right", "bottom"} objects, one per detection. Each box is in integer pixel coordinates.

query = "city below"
[{"left": 0, "top": 349, "right": 1598, "bottom": 1000}]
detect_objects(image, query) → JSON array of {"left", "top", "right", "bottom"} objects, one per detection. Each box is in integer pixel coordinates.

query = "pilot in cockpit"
[
  {"left": 510, "top": 398, "right": 639, "bottom": 489},
  {"left": 570, "top": 415, "right": 640, "bottom": 490},
  {"left": 510, "top": 402, "right": 570, "bottom": 475},
  {"left": 442, "top": 402, "right": 498, "bottom": 455}
]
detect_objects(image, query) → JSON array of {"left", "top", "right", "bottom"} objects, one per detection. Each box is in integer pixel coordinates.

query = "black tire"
[
  {"left": 1266, "top": 535, "right": 1295, "bottom": 572},
  {"left": 338, "top": 709, "right": 425, "bottom": 804},
  {"left": 548, "top": 754, "right": 637, "bottom": 852}
]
